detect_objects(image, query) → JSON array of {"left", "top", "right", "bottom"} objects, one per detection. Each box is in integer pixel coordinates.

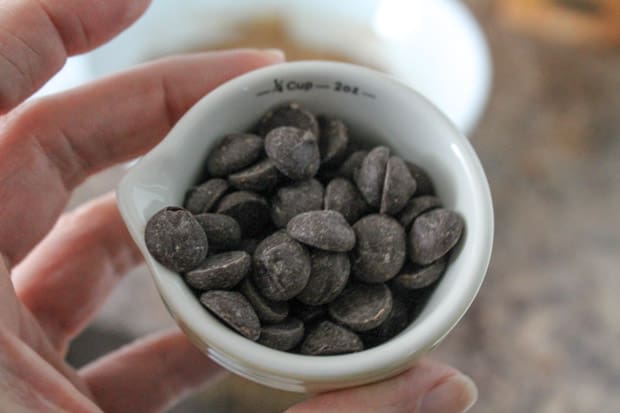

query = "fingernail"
[
  {"left": 419, "top": 373, "right": 478, "bottom": 413},
  {"left": 262, "top": 48, "right": 286, "bottom": 62}
]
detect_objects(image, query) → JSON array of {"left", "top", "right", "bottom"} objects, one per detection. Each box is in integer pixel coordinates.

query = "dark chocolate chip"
[
  {"left": 343, "top": 139, "right": 364, "bottom": 154},
  {"left": 200, "top": 290, "right": 260, "bottom": 340},
  {"left": 216, "top": 191, "right": 271, "bottom": 237},
  {"left": 361, "top": 297, "right": 410, "bottom": 347},
  {"left": 258, "top": 318, "right": 305, "bottom": 351},
  {"left": 409, "top": 209, "right": 464, "bottom": 265},
  {"left": 287, "top": 210, "right": 356, "bottom": 252},
  {"left": 195, "top": 213, "right": 241, "bottom": 251},
  {"left": 184, "top": 179, "right": 229, "bottom": 214},
  {"left": 391, "top": 257, "right": 448, "bottom": 290},
  {"left": 389, "top": 279, "right": 436, "bottom": 303},
  {"left": 406, "top": 162, "right": 435, "bottom": 196},
  {"left": 354, "top": 146, "right": 390, "bottom": 208},
  {"left": 317, "top": 115, "right": 349, "bottom": 167},
  {"left": 228, "top": 158, "right": 282, "bottom": 192},
  {"left": 397, "top": 196, "right": 442, "bottom": 230},
  {"left": 290, "top": 301, "right": 327, "bottom": 324},
  {"left": 206, "top": 133, "right": 264, "bottom": 177},
  {"left": 300, "top": 321, "right": 363, "bottom": 355},
  {"left": 328, "top": 283, "right": 393, "bottom": 332},
  {"left": 239, "top": 238, "right": 260, "bottom": 255},
  {"left": 271, "top": 179, "right": 324, "bottom": 228},
  {"left": 185, "top": 251, "right": 250, "bottom": 291},
  {"left": 240, "top": 278, "right": 289, "bottom": 324},
  {"left": 338, "top": 150, "right": 368, "bottom": 180},
  {"left": 265, "top": 126, "right": 320, "bottom": 181},
  {"left": 297, "top": 251, "right": 350, "bottom": 306},
  {"left": 409, "top": 298, "right": 428, "bottom": 323},
  {"left": 324, "top": 178, "right": 369, "bottom": 224},
  {"left": 252, "top": 231, "right": 311, "bottom": 301},
  {"left": 351, "top": 214, "right": 406, "bottom": 283},
  {"left": 380, "top": 156, "right": 417, "bottom": 215},
  {"left": 257, "top": 102, "right": 320, "bottom": 137},
  {"left": 145, "top": 207, "right": 208, "bottom": 272}
]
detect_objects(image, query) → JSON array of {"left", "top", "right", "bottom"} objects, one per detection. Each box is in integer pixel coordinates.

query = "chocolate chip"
[
  {"left": 145, "top": 207, "right": 208, "bottom": 272},
  {"left": 355, "top": 146, "right": 390, "bottom": 208},
  {"left": 257, "top": 102, "right": 320, "bottom": 137},
  {"left": 228, "top": 158, "right": 282, "bottom": 192},
  {"left": 200, "top": 290, "right": 260, "bottom": 340},
  {"left": 409, "top": 209, "right": 464, "bottom": 265},
  {"left": 287, "top": 210, "right": 356, "bottom": 252},
  {"left": 297, "top": 251, "right": 350, "bottom": 306},
  {"left": 195, "top": 213, "right": 241, "bottom": 251},
  {"left": 239, "top": 238, "right": 259, "bottom": 255},
  {"left": 380, "top": 156, "right": 417, "bottom": 215},
  {"left": 317, "top": 115, "right": 349, "bottom": 167},
  {"left": 258, "top": 318, "right": 305, "bottom": 351},
  {"left": 252, "top": 231, "right": 311, "bottom": 301},
  {"left": 351, "top": 214, "right": 406, "bottom": 283},
  {"left": 324, "top": 178, "right": 369, "bottom": 224},
  {"left": 409, "top": 298, "right": 428, "bottom": 322},
  {"left": 361, "top": 297, "right": 410, "bottom": 347},
  {"left": 271, "top": 179, "right": 324, "bottom": 228},
  {"left": 397, "top": 196, "right": 442, "bottom": 230},
  {"left": 185, "top": 251, "right": 250, "bottom": 291},
  {"left": 316, "top": 149, "right": 367, "bottom": 184},
  {"left": 206, "top": 133, "right": 264, "bottom": 177},
  {"left": 392, "top": 257, "right": 447, "bottom": 290},
  {"left": 184, "top": 179, "right": 229, "bottom": 214},
  {"left": 389, "top": 279, "right": 436, "bottom": 303},
  {"left": 406, "top": 162, "right": 435, "bottom": 196},
  {"left": 338, "top": 150, "right": 367, "bottom": 180},
  {"left": 300, "top": 321, "right": 363, "bottom": 355},
  {"left": 328, "top": 283, "right": 393, "bottom": 332},
  {"left": 216, "top": 191, "right": 271, "bottom": 237},
  {"left": 239, "top": 278, "right": 289, "bottom": 324},
  {"left": 290, "top": 301, "right": 327, "bottom": 324},
  {"left": 265, "top": 127, "right": 320, "bottom": 181}
]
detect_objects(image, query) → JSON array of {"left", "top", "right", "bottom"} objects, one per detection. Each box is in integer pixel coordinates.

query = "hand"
[{"left": 0, "top": 1, "right": 477, "bottom": 412}]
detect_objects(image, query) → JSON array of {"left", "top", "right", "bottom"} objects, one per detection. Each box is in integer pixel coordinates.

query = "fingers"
[
  {"left": 0, "top": 327, "right": 100, "bottom": 412},
  {"left": 80, "top": 329, "right": 224, "bottom": 413},
  {"left": 0, "top": 49, "right": 284, "bottom": 266},
  {"left": 286, "top": 360, "right": 478, "bottom": 413},
  {"left": 12, "top": 193, "right": 141, "bottom": 354},
  {"left": 0, "top": 0, "right": 151, "bottom": 112},
  {"left": 1, "top": 259, "right": 95, "bottom": 397}
]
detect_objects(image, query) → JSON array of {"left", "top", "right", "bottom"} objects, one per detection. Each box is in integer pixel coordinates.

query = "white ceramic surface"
[
  {"left": 116, "top": 61, "right": 494, "bottom": 393},
  {"left": 38, "top": 0, "right": 491, "bottom": 135}
]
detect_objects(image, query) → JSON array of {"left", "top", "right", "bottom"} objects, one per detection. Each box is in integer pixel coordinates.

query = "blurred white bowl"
[{"left": 38, "top": 0, "right": 491, "bottom": 135}]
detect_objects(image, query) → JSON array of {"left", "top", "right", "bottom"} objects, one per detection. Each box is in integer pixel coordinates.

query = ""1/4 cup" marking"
[{"left": 256, "top": 78, "right": 376, "bottom": 99}]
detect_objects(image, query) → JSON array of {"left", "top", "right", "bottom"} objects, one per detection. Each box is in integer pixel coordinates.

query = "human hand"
[{"left": 0, "top": 1, "right": 477, "bottom": 412}]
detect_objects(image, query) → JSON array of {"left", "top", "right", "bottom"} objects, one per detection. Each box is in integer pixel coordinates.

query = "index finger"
[
  {"left": 0, "top": 0, "right": 151, "bottom": 113},
  {"left": 0, "top": 49, "right": 283, "bottom": 267}
]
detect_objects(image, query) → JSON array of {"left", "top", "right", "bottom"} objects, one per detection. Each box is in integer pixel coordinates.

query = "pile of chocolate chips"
[{"left": 144, "top": 102, "right": 464, "bottom": 355}]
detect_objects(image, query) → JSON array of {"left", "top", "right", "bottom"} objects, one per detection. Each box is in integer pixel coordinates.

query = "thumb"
[{"left": 285, "top": 359, "right": 477, "bottom": 413}]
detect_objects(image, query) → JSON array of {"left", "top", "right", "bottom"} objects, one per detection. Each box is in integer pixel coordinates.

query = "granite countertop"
[{"left": 435, "top": 2, "right": 620, "bottom": 412}]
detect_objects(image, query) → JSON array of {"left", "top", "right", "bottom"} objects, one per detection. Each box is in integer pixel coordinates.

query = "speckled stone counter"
[{"left": 435, "top": 2, "right": 620, "bottom": 412}]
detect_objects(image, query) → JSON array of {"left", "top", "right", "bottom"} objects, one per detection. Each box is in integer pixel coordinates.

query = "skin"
[{"left": 0, "top": 1, "right": 477, "bottom": 412}]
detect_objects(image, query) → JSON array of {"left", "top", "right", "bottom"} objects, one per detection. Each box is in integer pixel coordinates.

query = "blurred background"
[{"left": 47, "top": 0, "right": 620, "bottom": 412}]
